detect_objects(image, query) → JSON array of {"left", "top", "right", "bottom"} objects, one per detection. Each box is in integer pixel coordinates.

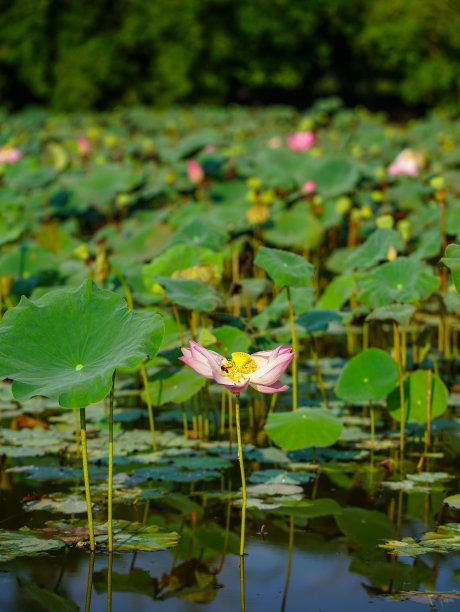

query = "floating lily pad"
[
  {"left": 387, "top": 370, "right": 448, "bottom": 424},
  {"left": 24, "top": 493, "right": 88, "bottom": 514},
  {"left": 443, "top": 494, "right": 460, "bottom": 509},
  {"left": 336, "top": 508, "right": 396, "bottom": 548},
  {"left": 254, "top": 246, "right": 315, "bottom": 289},
  {"left": 95, "top": 520, "right": 179, "bottom": 552},
  {"left": 248, "top": 469, "right": 314, "bottom": 485},
  {"left": 265, "top": 407, "right": 343, "bottom": 450},
  {"left": 0, "top": 280, "right": 164, "bottom": 408},
  {"left": 0, "top": 529, "right": 65, "bottom": 562},
  {"left": 335, "top": 348, "right": 399, "bottom": 403}
]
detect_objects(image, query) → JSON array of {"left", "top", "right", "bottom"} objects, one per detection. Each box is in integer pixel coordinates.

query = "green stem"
[
  {"left": 235, "top": 394, "right": 246, "bottom": 556},
  {"left": 73, "top": 408, "right": 81, "bottom": 461},
  {"left": 111, "top": 263, "right": 133, "bottom": 310},
  {"left": 108, "top": 372, "right": 115, "bottom": 553},
  {"left": 140, "top": 361, "right": 157, "bottom": 452},
  {"left": 220, "top": 387, "right": 226, "bottom": 435},
  {"left": 393, "top": 323, "right": 405, "bottom": 471},
  {"left": 370, "top": 399, "right": 375, "bottom": 465},
  {"left": 286, "top": 287, "right": 298, "bottom": 411},
  {"left": 80, "top": 408, "right": 95, "bottom": 552},
  {"left": 84, "top": 552, "right": 95, "bottom": 612},
  {"left": 181, "top": 403, "right": 188, "bottom": 439},
  {"left": 228, "top": 390, "right": 233, "bottom": 453},
  {"left": 311, "top": 335, "right": 329, "bottom": 408}
]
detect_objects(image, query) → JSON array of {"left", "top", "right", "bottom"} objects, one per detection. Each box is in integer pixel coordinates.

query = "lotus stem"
[
  {"left": 370, "top": 399, "right": 375, "bottom": 462},
  {"left": 108, "top": 372, "right": 115, "bottom": 553},
  {"left": 311, "top": 335, "right": 329, "bottom": 409},
  {"left": 172, "top": 303, "right": 185, "bottom": 345},
  {"left": 181, "top": 403, "right": 189, "bottom": 439},
  {"left": 286, "top": 287, "right": 298, "bottom": 411},
  {"left": 73, "top": 408, "right": 81, "bottom": 461},
  {"left": 393, "top": 322, "right": 405, "bottom": 470},
  {"left": 220, "top": 387, "right": 226, "bottom": 434},
  {"left": 111, "top": 263, "right": 133, "bottom": 310},
  {"left": 79, "top": 408, "right": 95, "bottom": 552},
  {"left": 228, "top": 390, "right": 233, "bottom": 452},
  {"left": 140, "top": 361, "right": 157, "bottom": 452},
  {"left": 235, "top": 393, "right": 246, "bottom": 556},
  {"left": 84, "top": 552, "right": 95, "bottom": 612}
]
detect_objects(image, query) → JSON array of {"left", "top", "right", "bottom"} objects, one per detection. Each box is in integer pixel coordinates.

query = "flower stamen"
[{"left": 220, "top": 352, "right": 257, "bottom": 382}]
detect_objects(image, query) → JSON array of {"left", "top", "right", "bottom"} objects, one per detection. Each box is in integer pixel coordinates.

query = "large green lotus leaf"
[
  {"left": 64, "top": 164, "right": 142, "bottom": 212},
  {"left": 157, "top": 276, "right": 222, "bottom": 312},
  {"left": 0, "top": 529, "right": 65, "bottom": 562},
  {"left": 0, "top": 280, "right": 164, "bottom": 408},
  {"left": 366, "top": 304, "right": 416, "bottom": 327},
  {"left": 142, "top": 244, "right": 223, "bottom": 292},
  {"left": 310, "top": 156, "right": 359, "bottom": 198},
  {"left": 441, "top": 243, "right": 460, "bottom": 295},
  {"left": 357, "top": 258, "right": 440, "bottom": 308},
  {"left": 254, "top": 246, "right": 315, "bottom": 289},
  {"left": 336, "top": 508, "right": 396, "bottom": 548},
  {"left": 386, "top": 370, "right": 448, "bottom": 424},
  {"left": 263, "top": 207, "right": 323, "bottom": 249},
  {"left": 265, "top": 407, "right": 343, "bottom": 450},
  {"left": 329, "top": 228, "right": 404, "bottom": 274},
  {"left": 144, "top": 367, "right": 207, "bottom": 406},
  {"left": 335, "top": 348, "right": 398, "bottom": 403},
  {"left": 166, "top": 217, "right": 228, "bottom": 251},
  {"left": 296, "top": 309, "right": 343, "bottom": 334},
  {"left": 317, "top": 275, "right": 356, "bottom": 310},
  {"left": 273, "top": 498, "right": 341, "bottom": 519},
  {"left": 212, "top": 325, "right": 251, "bottom": 355},
  {"left": 4, "top": 159, "right": 57, "bottom": 190},
  {"left": 18, "top": 578, "right": 78, "bottom": 612}
]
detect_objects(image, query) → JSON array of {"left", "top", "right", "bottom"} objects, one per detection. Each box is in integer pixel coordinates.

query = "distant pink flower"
[
  {"left": 287, "top": 131, "right": 315, "bottom": 152},
  {"left": 0, "top": 146, "right": 21, "bottom": 164},
  {"left": 77, "top": 136, "right": 91, "bottom": 156},
  {"left": 187, "top": 160, "right": 204, "bottom": 184},
  {"left": 387, "top": 149, "right": 423, "bottom": 177},
  {"left": 179, "top": 341, "right": 294, "bottom": 394},
  {"left": 301, "top": 180, "right": 316, "bottom": 194}
]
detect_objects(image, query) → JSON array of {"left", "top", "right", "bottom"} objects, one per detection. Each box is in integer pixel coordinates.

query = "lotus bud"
[
  {"left": 246, "top": 204, "right": 270, "bottom": 225},
  {"left": 0, "top": 146, "right": 21, "bottom": 164},
  {"left": 77, "top": 136, "right": 91, "bottom": 156},
  {"left": 286, "top": 131, "right": 315, "bottom": 152},
  {"left": 301, "top": 180, "right": 316, "bottom": 194},
  {"left": 187, "top": 160, "right": 204, "bottom": 185},
  {"left": 94, "top": 244, "right": 110, "bottom": 286},
  {"left": 387, "top": 244, "right": 398, "bottom": 261}
]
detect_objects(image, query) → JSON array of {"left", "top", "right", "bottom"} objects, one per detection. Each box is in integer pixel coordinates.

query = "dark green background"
[{"left": 1, "top": 0, "right": 459, "bottom": 111}]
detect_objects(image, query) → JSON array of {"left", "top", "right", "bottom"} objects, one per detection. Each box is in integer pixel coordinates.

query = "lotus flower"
[
  {"left": 187, "top": 159, "right": 204, "bottom": 184},
  {"left": 387, "top": 149, "right": 423, "bottom": 177},
  {"left": 179, "top": 341, "right": 294, "bottom": 394},
  {"left": 77, "top": 136, "right": 91, "bottom": 155},
  {"left": 287, "top": 131, "right": 315, "bottom": 152},
  {"left": 301, "top": 180, "right": 316, "bottom": 194},
  {"left": 0, "top": 146, "right": 21, "bottom": 164}
]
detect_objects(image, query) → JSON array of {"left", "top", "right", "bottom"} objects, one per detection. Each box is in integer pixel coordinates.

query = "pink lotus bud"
[
  {"left": 77, "top": 136, "right": 91, "bottom": 156},
  {"left": 286, "top": 131, "right": 315, "bottom": 152},
  {"left": 179, "top": 341, "right": 294, "bottom": 395},
  {"left": 387, "top": 149, "right": 424, "bottom": 177},
  {"left": 187, "top": 160, "right": 204, "bottom": 185},
  {"left": 301, "top": 180, "right": 316, "bottom": 194},
  {"left": 0, "top": 146, "right": 21, "bottom": 164}
]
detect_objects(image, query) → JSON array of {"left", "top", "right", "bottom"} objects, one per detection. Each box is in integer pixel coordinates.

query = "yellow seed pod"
[
  {"left": 397, "top": 219, "right": 411, "bottom": 242},
  {"left": 74, "top": 244, "right": 90, "bottom": 260},
  {"left": 165, "top": 172, "right": 176, "bottom": 184},
  {"left": 335, "top": 196, "right": 352, "bottom": 215},
  {"left": 350, "top": 208, "right": 362, "bottom": 222},
  {"left": 151, "top": 282, "right": 165, "bottom": 296},
  {"left": 0, "top": 275, "right": 13, "bottom": 299},
  {"left": 260, "top": 189, "right": 275, "bottom": 205},
  {"left": 360, "top": 205, "right": 373, "bottom": 219},
  {"left": 374, "top": 166, "right": 386, "bottom": 180},
  {"left": 232, "top": 352, "right": 252, "bottom": 368},
  {"left": 430, "top": 176, "right": 445, "bottom": 191},
  {"left": 246, "top": 204, "right": 270, "bottom": 225},
  {"left": 87, "top": 126, "right": 101, "bottom": 141},
  {"left": 246, "top": 177, "right": 262, "bottom": 191},
  {"left": 371, "top": 190, "right": 383, "bottom": 202},
  {"left": 95, "top": 155, "right": 106, "bottom": 165},
  {"left": 299, "top": 117, "right": 314, "bottom": 131},
  {"left": 245, "top": 189, "right": 257, "bottom": 203},
  {"left": 103, "top": 134, "right": 118, "bottom": 148},
  {"left": 116, "top": 193, "right": 130, "bottom": 207},
  {"left": 94, "top": 244, "right": 110, "bottom": 286},
  {"left": 376, "top": 214, "right": 394, "bottom": 229}
]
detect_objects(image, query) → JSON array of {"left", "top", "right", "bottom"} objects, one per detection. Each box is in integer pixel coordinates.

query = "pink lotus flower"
[
  {"left": 0, "top": 146, "right": 21, "bottom": 164},
  {"left": 387, "top": 149, "right": 423, "bottom": 177},
  {"left": 301, "top": 180, "right": 316, "bottom": 194},
  {"left": 77, "top": 136, "right": 91, "bottom": 155},
  {"left": 187, "top": 160, "right": 204, "bottom": 184},
  {"left": 179, "top": 341, "right": 294, "bottom": 394},
  {"left": 287, "top": 131, "right": 315, "bottom": 152}
]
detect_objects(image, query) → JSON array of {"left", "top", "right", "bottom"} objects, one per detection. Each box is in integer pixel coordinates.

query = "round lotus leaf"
[
  {"left": 335, "top": 508, "right": 396, "bottom": 548},
  {"left": 254, "top": 246, "right": 315, "bottom": 289},
  {"left": 157, "top": 276, "right": 222, "bottom": 312},
  {"left": 366, "top": 304, "right": 416, "bottom": 327},
  {"left": 263, "top": 208, "right": 323, "bottom": 249},
  {"left": 265, "top": 407, "right": 343, "bottom": 450},
  {"left": 357, "top": 257, "right": 440, "bottom": 308},
  {"left": 0, "top": 280, "right": 164, "bottom": 408},
  {"left": 386, "top": 370, "right": 448, "bottom": 424},
  {"left": 310, "top": 157, "right": 359, "bottom": 198},
  {"left": 296, "top": 309, "right": 343, "bottom": 334},
  {"left": 335, "top": 348, "right": 399, "bottom": 403},
  {"left": 441, "top": 243, "right": 460, "bottom": 295}
]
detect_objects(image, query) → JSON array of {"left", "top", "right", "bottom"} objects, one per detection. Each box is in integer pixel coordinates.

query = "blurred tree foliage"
[{"left": 0, "top": 0, "right": 459, "bottom": 111}]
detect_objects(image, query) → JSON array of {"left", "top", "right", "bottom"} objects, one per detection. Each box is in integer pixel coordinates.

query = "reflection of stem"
[
  {"left": 235, "top": 394, "right": 246, "bottom": 556},
  {"left": 393, "top": 323, "right": 405, "bottom": 470},
  {"left": 80, "top": 408, "right": 95, "bottom": 552},
  {"left": 85, "top": 552, "right": 95, "bottom": 612},
  {"left": 239, "top": 555, "right": 246, "bottom": 612},
  {"left": 286, "top": 287, "right": 298, "bottom": 411},
  {"left": 220, "top": 387, "right": 226, "bottom": 434},
  {"left": 108, "top": 372, "right": 115, "bottom": 553},
  {"left": 216, "top": 487, "right": 232, "bottom": 574},
  {"left": 281, "top": 516, "right": 294, "bottom": 612},
  {"left": 140, "top": 362, "right": 157, "bottom": 452},
  {"left": 311, "top": 335, "right": 328, "bottom": 409},
  {"left": 73, "top": 408, "right": 81, "bottom": 461},
  {"left": 172, "top": 303, "right": 185, "bottom": 345},
  {"left": 107, "top": 552, "right": 113, "bottom": 612}
]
